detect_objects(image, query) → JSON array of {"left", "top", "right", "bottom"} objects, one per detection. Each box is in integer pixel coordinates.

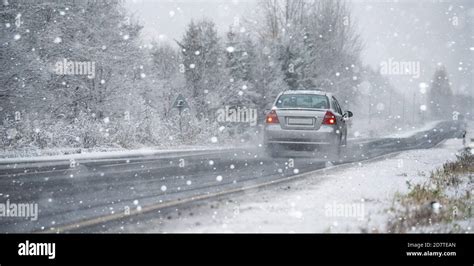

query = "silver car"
[{"left": 264, "top": 90, "right": 353, "bottom": 157}]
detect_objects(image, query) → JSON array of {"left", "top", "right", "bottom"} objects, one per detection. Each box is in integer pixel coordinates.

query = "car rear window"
[{"left": 275, "top": 94, "right": 329, "bottom": 109}]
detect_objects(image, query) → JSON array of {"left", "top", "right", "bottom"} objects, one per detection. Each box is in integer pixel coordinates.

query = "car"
[{"left": 263, "top": 90, "right": 353, "bottom": 158}]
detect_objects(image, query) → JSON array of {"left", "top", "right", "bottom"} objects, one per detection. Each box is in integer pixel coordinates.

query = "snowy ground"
[
  {"left": 347, "top": 117, "right": 440, "bottom": 140},
  {"left": 115, "top": 138, "right": 469, "bottom": 233},
  {"left": 0, "top": 119, "right": 444, "bottom": 162},
  {"left": 0, "top": 145, "right": 243, "bottom": 164}
]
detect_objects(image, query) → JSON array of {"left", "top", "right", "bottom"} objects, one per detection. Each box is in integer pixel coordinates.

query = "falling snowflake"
[
  {"left": 123, "top": 34, "right": 129, "bottom": 40},
  {"left": 226, "top": 46, "right": 235, "bottom": 53},
  {"left": 13, "top": 34, "right": 21, "bottom": 40},
  {"left": 376, "top": 103, "right": 385, "bottom": 111},
  {"left": 53, "top": 37, "right": 62, "bottom": 43},
  {"left": 189, "top": 64, "right": 196, "bottom": 69},
  {"left": 208, "top": 160, "right": 214, "bottom": 166},
  {"left": 216, "top": 175, "right": 223, "bottom": 182},
  {"left": 210, "top": 136, "right": 218, "bottom": 143},
  {"left": 161, "top": 185, "right": 167, "bottom": 191},
  {"left": 419, "top": 82, "right": 428, "bottom": 94}
]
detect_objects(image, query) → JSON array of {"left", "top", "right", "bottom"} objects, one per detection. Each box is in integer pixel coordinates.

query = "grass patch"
[{"left": 387, "top": 148, "right": 473, "bottom": 233}]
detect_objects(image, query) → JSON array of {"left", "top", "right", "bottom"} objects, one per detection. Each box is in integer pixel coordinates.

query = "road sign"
[
  {"left": 172, "top": 94, "right": 189, "bottom": 110},
  {"left": 172, "top": 94, "right": 189, "bottom": 142}
]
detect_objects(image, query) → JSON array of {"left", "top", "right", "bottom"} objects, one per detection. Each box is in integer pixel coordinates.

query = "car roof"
[{"left": 281, "top": 90, "right": 330, "bottom": 96}]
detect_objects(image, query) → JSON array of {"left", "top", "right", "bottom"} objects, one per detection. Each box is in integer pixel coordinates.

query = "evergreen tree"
[{"left": 428, "top": 66, "right": 453, "bottom": 119}]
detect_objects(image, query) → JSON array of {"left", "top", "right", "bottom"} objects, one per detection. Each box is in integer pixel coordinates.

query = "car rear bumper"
[{"left": 264, "top": 124, "right": 339, "bottom": 145}]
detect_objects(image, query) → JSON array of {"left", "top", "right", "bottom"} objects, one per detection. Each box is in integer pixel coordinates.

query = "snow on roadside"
[
  {"left": 0, "top": 145, "right": 241, "bottom": 164},
  {"left": 1, "top": 119, "right": 445, "bottom": 163},
  {"left": 385, "top": 120, "right": 442, "bottom": 138},
  {"left": 126, "top": 138, "right": 465, "bottom": 233},
  {"left": 347, "top": 118, "right": 442, "bottom": 140}
]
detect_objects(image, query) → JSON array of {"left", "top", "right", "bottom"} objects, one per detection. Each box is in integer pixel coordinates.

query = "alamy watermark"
[
  {"left": 53, "top": 58, "right": 96, "bottom": 79},
  {"left": 216, "top": 106, "right": 258, "bottom": 126},
  {"left": 0, "top": 199, "right": 38, "bottom": 221},
  {"left": 324, "top": 201, "right": 365, "bottom": 220},
  {"left": 380, "top": 58, "right": 420, "bottom": 79}
]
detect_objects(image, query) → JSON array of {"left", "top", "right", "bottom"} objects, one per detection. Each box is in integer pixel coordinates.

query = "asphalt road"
[{"left": 0, "top": 121, "right": 464, "bottom": 233}]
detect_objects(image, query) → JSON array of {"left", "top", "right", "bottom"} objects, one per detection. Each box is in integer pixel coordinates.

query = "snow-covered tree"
[
  {"left": 177, "top": 19, "right": 224, "bottom": 119},
  {"left": 428, "top": 66, "right": 453, "bottom": 119}
]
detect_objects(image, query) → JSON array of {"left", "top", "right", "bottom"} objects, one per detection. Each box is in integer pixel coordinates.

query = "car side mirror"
[{"left": 344, "top": 111, "right": 353, "bottom": 118}]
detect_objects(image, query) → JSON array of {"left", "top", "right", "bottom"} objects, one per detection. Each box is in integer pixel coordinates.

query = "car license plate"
[{"left": 288, "top": 117, "right": 313, "bottom": 125}]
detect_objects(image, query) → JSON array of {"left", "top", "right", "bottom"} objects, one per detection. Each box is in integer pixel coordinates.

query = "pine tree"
[{"left": 177, "top": 19, "right": 223, "bottom": 119}]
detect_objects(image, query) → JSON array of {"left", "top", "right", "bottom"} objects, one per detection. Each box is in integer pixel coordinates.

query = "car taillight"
[
  {"left": 266, "top": 110, "right": 279, "bottom": 124},
  {"left": 322, "top": 111, "right": 336, "bottom": 125}
]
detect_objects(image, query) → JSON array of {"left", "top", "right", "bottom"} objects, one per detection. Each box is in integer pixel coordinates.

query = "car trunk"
[{"left": 275, "top": 108, "right": 327, "bottom": 130}]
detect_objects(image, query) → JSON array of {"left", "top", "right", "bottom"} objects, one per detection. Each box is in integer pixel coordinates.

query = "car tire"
[
  {"left": 331, "top": 136, "right": 342, "bottom": 159},
  {"left": 265, "top": 144, "right": 279, "bottom": 158}
]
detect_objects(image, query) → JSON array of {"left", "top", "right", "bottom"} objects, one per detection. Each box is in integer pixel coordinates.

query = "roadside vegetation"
[{"left": 387, "top": 148, "right": 473, "bottom": 233}]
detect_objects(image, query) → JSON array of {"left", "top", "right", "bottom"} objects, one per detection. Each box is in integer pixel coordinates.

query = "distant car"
[{"left": 263, "top": 90, "right": 353, "bottom": 158}]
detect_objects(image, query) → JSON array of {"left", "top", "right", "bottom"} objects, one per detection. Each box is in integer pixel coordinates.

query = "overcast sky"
[{"left": 125, "top": 0, "right": 473, "bottom": 96}]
